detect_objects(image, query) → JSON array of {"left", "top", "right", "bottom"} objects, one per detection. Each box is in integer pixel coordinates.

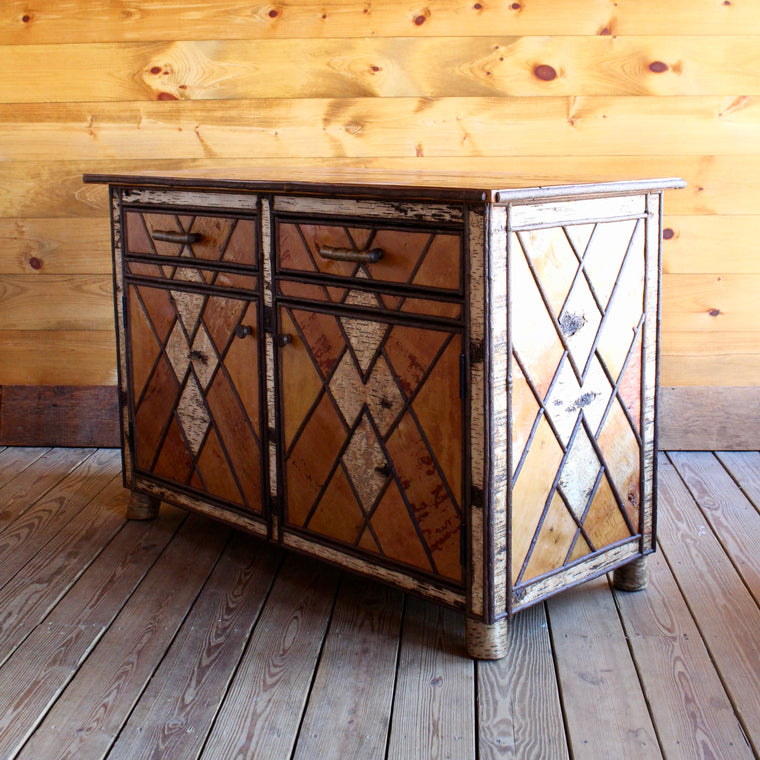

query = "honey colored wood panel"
[
  {"left": 661, "top": 332, "right": 760, "bottom": 387},
  {"left": 3, "top": 0, "right": 759, "bottom": 44},
  {"left": 0, "top": 331, "right": 116, "bottom": 386},
  {"left": 662, "top": 274, "right": 760, "bottom": 334},
  {"left": 662, "top": 215, "right": 760, "bottom": 274},
  {"left": 4, "top": 96, "right": 759, "bottom": 162},
  {"left": 0, "top": 274, "right": 113, "bottom": 331},
  {"left": 0, "top": 218, "right": 111, "bottom": 274},
  {"left": 2, "top": 38, "right": 760, "bottom": 103}
]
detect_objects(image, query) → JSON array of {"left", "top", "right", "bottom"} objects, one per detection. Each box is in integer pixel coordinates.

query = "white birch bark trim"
[
  {"left": 111, "top": 189, "right": 133, "bottom": 484},
  {"left": 121, "top": 188, "right": 257, "bottom": 211},
  {"left": 261, "top": 196, "right": 274, "bottom": 308},
  {"left": 282, "top": 532, "right": 466, "bottom": 609},
  {"left": 508, "top": 195, "right": 646, "bottom": 231},
  {"left": 135, "top": 478, "right": 269, "bottom": 537},
  {"left": 273, "top": 195, "right": 463, "bottom": 224},
  {"left": 641, "top": 193, "right": 662, "bottom": 550},
  {"left": 512, "top": 539, "right": 641, "bottom": 610},
  {"left": 468, "top": 208, "right": 486, "bottom": 617},
  {"left": 488, "top": 205, "right": 509, "bottom": 617}
]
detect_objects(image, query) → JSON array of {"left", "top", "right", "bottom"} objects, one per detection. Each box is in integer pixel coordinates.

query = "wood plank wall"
[{"left": 1, "top": 0, "right": 758, "bottom": 449}]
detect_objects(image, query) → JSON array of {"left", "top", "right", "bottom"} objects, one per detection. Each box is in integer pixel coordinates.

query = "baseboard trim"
[
  {"left": 659, "top": 386, "right": 760, "bottom": 451},
  {"left": 0, "top": 385, "right": 119, "bottom": 447}
]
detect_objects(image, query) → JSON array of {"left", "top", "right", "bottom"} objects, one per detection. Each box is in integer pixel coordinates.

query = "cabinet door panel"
[
  {"left": 127, "top": 281, "right": 264, "bottom": 515},
  {"left": 279, "top": 305, "right": 465, "bottom": 586}
]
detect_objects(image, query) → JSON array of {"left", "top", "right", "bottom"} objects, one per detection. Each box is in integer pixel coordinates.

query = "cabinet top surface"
[{"left": 84, "top": 168, "right": 685, "bottom": 204}]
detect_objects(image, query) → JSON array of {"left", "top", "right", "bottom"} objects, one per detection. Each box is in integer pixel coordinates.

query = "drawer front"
[
  {"left": 125, "top": 209, "right": 258, "bottom": 270},
  {"left": 276, "top": 218, "right": 463, "bottom": 295}
]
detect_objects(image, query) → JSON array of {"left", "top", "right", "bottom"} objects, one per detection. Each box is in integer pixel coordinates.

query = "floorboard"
[{"left": 0, "top": 449, "right": 758, "bottom": 760}]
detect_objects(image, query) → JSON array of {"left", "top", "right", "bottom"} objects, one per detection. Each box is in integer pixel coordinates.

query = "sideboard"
[{"left": 84, "top": 170, "right": 685, "bottom": 658}]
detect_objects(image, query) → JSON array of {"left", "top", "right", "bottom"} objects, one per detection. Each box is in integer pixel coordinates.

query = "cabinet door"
[
  {"left": 277, "top": 305, "right": 465, "bottom": 586},
  {"left": 125, "top": 281, "right": 264, "bottom": 515}
]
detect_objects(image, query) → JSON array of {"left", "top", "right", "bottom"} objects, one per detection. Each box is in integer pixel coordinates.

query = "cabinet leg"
[
  {"left": 126, "top": 491, "right": 161, "bottom": 521},
  {"left": 612, "top": 556, "right": 649, "bottom": 592},
  {"left": 465, "top": 617, "right": 508, "bottom": 660}
]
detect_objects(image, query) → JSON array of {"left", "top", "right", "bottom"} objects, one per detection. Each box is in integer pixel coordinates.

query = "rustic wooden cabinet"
[{"left": 86, "top": 170, "right": 684, "bottom": 658}]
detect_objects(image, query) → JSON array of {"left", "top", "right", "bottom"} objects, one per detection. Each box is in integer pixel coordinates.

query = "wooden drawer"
[
  {"left": 276, "top": 218, "right": 463, "bottom": 296},
  {"left": 124, "top": 210, "right": 258, "bottom": 270}
]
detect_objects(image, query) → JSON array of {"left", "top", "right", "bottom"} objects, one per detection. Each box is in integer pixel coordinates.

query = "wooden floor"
[{"left": 1, "top": 448, "right": 759, "bottom": 759}]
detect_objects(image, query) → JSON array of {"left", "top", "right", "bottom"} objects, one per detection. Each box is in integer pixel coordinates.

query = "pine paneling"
[
  {"left": 0, "top": 0, "right": 756, "bottom": 447},
  {"left": 2, "top": 0, "right": 759, "bottom": 43},
  {"left": 2, "top": 38, "right": 760, "bottom": 103}
]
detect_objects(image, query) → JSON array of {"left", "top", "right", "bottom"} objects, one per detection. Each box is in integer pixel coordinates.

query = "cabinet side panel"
[{"left": 508, "top": 195, "right": 650, "bottom": 607}]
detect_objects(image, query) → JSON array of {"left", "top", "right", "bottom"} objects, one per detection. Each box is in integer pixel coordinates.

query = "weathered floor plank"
[
  {"left": 657, "top": 453, "right": 760, "bottom": 756},
  {"left": 614, "top": 551, "right": 753, "bottom": 759},
  {"left": 547, "top": 576, "right": 662, "bottom": 759},
  {"left": 15, "top": 514, "right": 231, "bottom": 760},
  {"left": 106, "top": 533, "right": 283, "bottom": 760},
  {"left": 387, "top": 597, "right": 476, "bottom": 760},
  {"left": 0, "top": 450, "right": 757, "bottom": 760},
  {"left": 0, "top": 446, "right": 49, "bottom": 490},
  {"left": 292, "top": 575, "right": 404, "bottom": 760},
  {"left": 477, "top": 602, "right": 568, "bottom": 760},
  {"left": 669, "top": 451, "right": 760, "bottom": 601},
  {"left": 199, "top": 554, "right": 341, "bottom": 760}
]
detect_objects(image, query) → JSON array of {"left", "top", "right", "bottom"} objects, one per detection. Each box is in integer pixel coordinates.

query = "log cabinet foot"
[{"left": 85, "top": 171, "right": 684, "bottom": 659}]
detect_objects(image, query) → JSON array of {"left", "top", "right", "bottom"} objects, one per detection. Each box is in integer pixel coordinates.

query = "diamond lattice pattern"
[
  {"left": 127, "top": 279, "right": 262, "bottom": 513},
  {"left": 510, "top": 219, "right": 646, "bottom": 586},
  {"left": 281, "top": 305, "right": 464, "bottom": 585}
]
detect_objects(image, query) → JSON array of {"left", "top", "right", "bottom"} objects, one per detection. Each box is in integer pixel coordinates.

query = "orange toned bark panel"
[
  {"left": 385, "top": 412, "right": 462, "bottom": 584},
  {"left": 288, "top": 307, "right": 345, "bottom": 379},
  {"left": 285, "top": 392, "right": 346, "bottom": 527},
  {"left": 152, "top": 415, "right": 194, "bottom": 485},
  {"left": 383, "top": 325, "right": 449, "bottom": 400},
  {"left": 306, "top": 466, "right": 366, "bottom": 546},
  {"left": 133, "top": 355, "right": 178, "bottom": 472},
  {"left": 583, "top": 474, "right": 634, "bottom": 551},
  {"left": 411, "top": 336, "right": 463, "bottom": 503},
  {"left": 195, "top": 426, "right": 247, "bottom": 506},
  {"left": 521, "top": 492, "right": 579, "bottom": 584},
  {"left": 597, "top": 399, "right": 641, "bottom": 529},
  {"left": 510, "top": 415, "right": 565, "bottom": 584},
  {"left": 370, "top": 483, "right": 436, "bottom": 575},
  {"left": 205, "top": 367, "right": 262, "bottom": 512}
]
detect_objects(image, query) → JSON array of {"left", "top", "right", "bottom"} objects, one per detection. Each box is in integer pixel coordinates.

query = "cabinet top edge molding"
[{"left": 83, "top": 170, "right": 685, "bottom": 205}]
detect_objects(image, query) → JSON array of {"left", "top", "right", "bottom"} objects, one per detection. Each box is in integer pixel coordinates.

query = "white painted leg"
[
  {"left": 612, "top": 556, "right": 649, "bottom": 592},
  {"left": 465, "top": 617, "right": 508, "bottom": 660}
]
